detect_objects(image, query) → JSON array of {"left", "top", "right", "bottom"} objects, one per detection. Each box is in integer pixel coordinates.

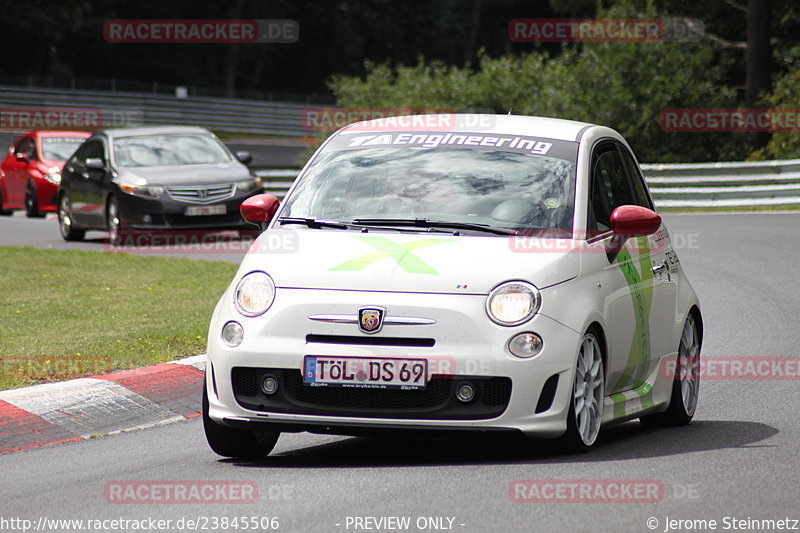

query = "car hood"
[
  {"left": 114, "top": 162, "right": 250, "bottom": 185},
  {"left": 238, "top": 229, "right": 580, "bottom": 295}
]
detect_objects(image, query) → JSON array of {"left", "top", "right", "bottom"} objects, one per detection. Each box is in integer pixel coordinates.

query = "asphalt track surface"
[{"left": 1, "top": 212, "right": 799, "bottom": 532}]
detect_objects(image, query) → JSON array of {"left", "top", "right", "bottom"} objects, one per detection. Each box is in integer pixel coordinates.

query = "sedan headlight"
[
  {"left": 119, "top": 182, "right": 164, "bottom": 197},
  {"left": 44, "top": 167, "right": 61, "bottom": 184},
  {"left": 236, "top": 177, "right": 262, "bottom": 193},
  {"left": 234, "top": 271, "right": 275, "bottom": 317},
  {"left": 486, "top": 281, "right": 540, "bottom": 326}
]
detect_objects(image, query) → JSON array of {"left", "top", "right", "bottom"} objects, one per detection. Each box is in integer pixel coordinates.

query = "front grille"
[
  {"left": 231, "top": 367, "right": 512, "bottom": 420},
  {"left": 165, "top": 184, "right": 235, "bottom": 204},
  {"left": 305, "top": 334, "right": 435, "bottom": 347}
]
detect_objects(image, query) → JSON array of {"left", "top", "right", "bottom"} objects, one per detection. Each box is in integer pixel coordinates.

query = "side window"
[
  {"left": 619, "top": 147, "right": 654, "bottom": 210},
  {"left": 15, "top": 138, "right": 36, "bottom": 159},
  {"left": 588, "top": 145, "right": 634, "bottom": 232},
  {"left": 73, "top": 141, "right": 105, "bottom": 164}
]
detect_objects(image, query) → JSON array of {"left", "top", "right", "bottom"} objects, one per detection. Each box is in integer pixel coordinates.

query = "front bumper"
[
  {"left": 207, "top": 288, "right": 582, "bottom": 438},
  {"left": 117, "top": 189, "right": 260, "bottom": 230}
]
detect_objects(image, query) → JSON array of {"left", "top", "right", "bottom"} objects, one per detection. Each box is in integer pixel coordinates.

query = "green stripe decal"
[
  {"left": 329, "top": 236, "right": 454, "bottom": 275},
  {"left": 612, "top": 236, "right": 654, "bottom": 392},
  {"left": 609, "top": 382, "right": 654, "bottom": 420}
]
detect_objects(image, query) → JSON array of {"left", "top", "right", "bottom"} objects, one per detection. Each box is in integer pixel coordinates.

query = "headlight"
[
  {"left": 234, "top": 271, "right": 275, "bottom": 317},
  {"left": 44, "top": 167, "right": 61, "bottom": 184},
  {"left": 119, "top": 183, "right": 164, "bottom": 197},
  {"left": 236, "top": 177, "right": 262, "bottom": 193},
  {"left": 486, "top": 281, "right": 540, "bottom": 326}
]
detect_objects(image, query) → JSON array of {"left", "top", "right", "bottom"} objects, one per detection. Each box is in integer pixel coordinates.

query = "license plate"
[
  {"left": 185, "top": 205, "right": 226, "bottom": 216},
  {"left": 303, "top": 356, "right": 428, "bottom": 389}
]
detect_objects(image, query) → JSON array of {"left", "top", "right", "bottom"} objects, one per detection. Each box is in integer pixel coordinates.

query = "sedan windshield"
[
  {"left": 113, "top": 134, "right": 231, "bottom": 167},
  {"left": 41, "top": 137, "right": 85, "bottom": 162},
  {"left": 281, "top": 141, "right": 577, "bottom": 232}
]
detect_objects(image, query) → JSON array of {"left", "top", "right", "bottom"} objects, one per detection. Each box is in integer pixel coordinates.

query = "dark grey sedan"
[{"left": 57, "top": 126, "right": 261, "bottom": 241}]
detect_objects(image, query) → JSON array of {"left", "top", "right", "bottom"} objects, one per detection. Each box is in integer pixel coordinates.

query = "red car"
[{"left": 0, "top": 130, "right": 90, "bottom": 217}]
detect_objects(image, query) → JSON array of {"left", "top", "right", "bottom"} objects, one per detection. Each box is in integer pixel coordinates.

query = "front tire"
[
  {"left": 25, "top": 181, "right": 45, "bottom": 218},
  {"left": 202, "top": 380, "right": 280, "bottom": 459},
  {"left": 557, "top": 331, "right": 605, "bottom": 453},
  {"left": 58, "top": 194, "right": 85, "bottom": 241},
  {"left": 640, "top": 313, "right": 701, "bottom": 427},
  {"left": 0, "top": 186, "right": 13, "bottom": 215},
  {"left": 106, "top": 196, "right": 122, "bottom": 244}
]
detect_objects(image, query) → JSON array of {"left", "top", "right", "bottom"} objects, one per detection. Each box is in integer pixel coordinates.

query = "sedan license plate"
[
  {"left": 185, "top": 205, "right": 226, "bottom": 216},
  {"left": 303, "top": 356, "right": 427, "bottom": 389}
]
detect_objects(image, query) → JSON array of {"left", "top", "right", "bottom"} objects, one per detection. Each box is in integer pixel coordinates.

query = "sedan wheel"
[
  {"left": 25, "top": 182, "right": 45, "bottom": 218},
  {"left": 58, "top": 194, "right": 85, "bottom": 241},
  {"left": 641, "top": 313, "right": 701, "bottom": 427},
  {"left": 107, "top": 196, "right": 121, "bottom": 244},
  {"left": 559, "top": 331, "right": 605, "bottom": 452}
]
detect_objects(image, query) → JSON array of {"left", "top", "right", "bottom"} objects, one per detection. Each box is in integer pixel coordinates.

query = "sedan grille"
[{"left": 165, "top": 184, "right": 235, "bottom": 204}]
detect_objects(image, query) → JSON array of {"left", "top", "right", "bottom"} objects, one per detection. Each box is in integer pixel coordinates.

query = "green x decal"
[{"left": 329, "top": 236, "right": 454, "bottom": 275}]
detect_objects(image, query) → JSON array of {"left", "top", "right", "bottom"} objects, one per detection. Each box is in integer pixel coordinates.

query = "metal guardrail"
[
  {"left": 0, "top": 85, "right": 314, "bottom": 136},
  {"left": 641, "top": 159, "right": 800, "bottom": 208},
  {"left": 258, "top": 160, "right": 800, "bottom": 209}
]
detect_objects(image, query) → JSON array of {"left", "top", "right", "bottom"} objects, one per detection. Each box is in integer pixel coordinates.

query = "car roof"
[
  {"left": 22, "top": 130, "right": 91, "bottom": 139},
  {"left": 340, "top": 114, "right": 599, "bottom": 142},
  {"left": 96, "top": 125, "right": 213, "bottom": 139}
]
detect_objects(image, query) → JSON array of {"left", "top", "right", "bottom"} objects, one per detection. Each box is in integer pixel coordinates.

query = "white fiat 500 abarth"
[{"left": 203, "top": 114, "right": 702, "bottom": 457}]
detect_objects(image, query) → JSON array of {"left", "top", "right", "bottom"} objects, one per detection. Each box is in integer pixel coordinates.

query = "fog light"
[
  {"left": 455, "top": 382, "right": 475, "bottom": 403},
  {"left": 261, "top": 375, "right": 279, "bottom": 395},
  {"left": 508, "top": 332, "right": 543, "bottom": 358},
  {"left": 221, "top": 321, "right": 244, "bottom": 347}
]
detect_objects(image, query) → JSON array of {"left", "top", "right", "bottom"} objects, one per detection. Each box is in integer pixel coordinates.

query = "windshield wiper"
[
  {"left": 277, "top": 217, "right": 350, "bottom": 229},
  {"left": 350, "top": 218, "right": 517, "bottom": 235}
]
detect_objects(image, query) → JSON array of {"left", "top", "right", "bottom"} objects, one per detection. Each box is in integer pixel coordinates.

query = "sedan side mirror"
[
  {"left": 15, "top": 153, "right": 29, "bottom": 162},
  {"left": 85, "top": 158, "right": 105, "bottom": 170},
  {"left": 240, "top": 194, "right": 280, "bottom": 232},
  {"left": 236, "top": 151, "right": 253, "bottom": 165}
]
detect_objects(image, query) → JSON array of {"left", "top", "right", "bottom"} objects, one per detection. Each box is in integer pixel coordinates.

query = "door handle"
[{"left": 652, "top": 261, "right": 668, "bottom": 274}]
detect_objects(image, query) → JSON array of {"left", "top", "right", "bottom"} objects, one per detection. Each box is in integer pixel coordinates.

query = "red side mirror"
[
  {"left": 240, "top": 194, "right": 280, "bottom": 226},
  {"left": 610, "top": 205, "right": 661, "bottom": 237}
]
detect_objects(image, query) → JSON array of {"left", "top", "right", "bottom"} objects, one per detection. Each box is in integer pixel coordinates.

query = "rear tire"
[
  {"left": 640, "top": 313, "right": 701, "bottom": 427},
  {"left": 58, "top": 194, "right": 85, "bottom": 241},
  {"left": 202, "top": 380, "right": 279, "bottom": 459},
  {"left": 25, "top": 181, "right": 45, "bottom": 218},
  {"left": 556, "top": 331, "right": 605, "bottom": 453}
]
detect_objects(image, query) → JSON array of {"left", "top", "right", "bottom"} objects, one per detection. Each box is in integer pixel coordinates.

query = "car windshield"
[
  {"left": 113, "top": 134, "right": 231, "bottom": 167},
  {"left": 281, "top": 134, "right": 578, "bottom": 232},
  {"left": 41, "top": 137, "right": 85, "bottom": 161}
]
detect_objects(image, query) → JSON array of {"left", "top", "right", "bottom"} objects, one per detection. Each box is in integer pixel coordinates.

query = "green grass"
[{"left": 0, "top": 247, "right": 237, "bottom": 390}]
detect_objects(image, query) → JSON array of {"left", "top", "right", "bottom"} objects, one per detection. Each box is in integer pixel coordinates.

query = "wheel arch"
[{"left": 585, "top": 321, "right": 608, "bottom": 375}]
